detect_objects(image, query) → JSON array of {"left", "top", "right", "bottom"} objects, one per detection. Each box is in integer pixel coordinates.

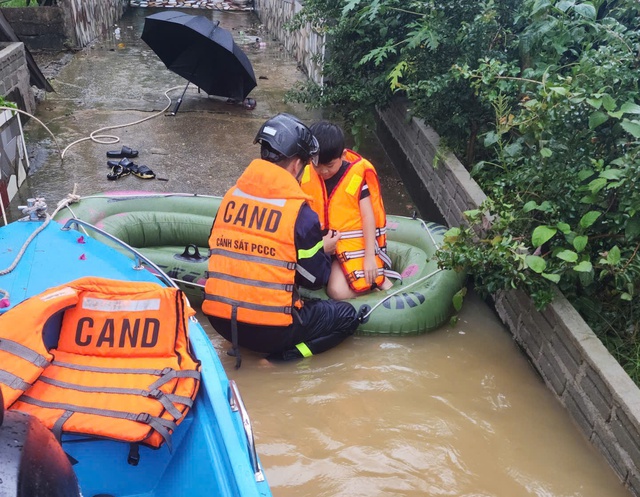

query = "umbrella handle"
[
  {"left": 167, "top": 98, "right": 183, "bottom": 117},
  {"left": 167, "top": 81, "right": 190, "bottom": 117}
]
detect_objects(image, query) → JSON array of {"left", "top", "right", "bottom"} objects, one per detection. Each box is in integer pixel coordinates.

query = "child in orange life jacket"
[{"left": 301, "top": 121, "right": 394, "bottom": 300}]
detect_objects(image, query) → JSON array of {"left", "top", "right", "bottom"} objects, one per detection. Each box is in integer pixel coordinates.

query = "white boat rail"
[
  {"left": 61, "top": 217, "right": 178, "bottom": 289},
  {"left": 229, "top": 379, "right": 265, "bottom": 482}
]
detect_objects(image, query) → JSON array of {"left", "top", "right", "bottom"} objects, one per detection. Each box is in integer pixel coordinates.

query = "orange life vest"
[
  {"left": 203, "top": 159, "right": 312, "bottom": 327},
  {"left": 300, "top": 150, "right": 392, "bottom": 292},
  {"left": 1, "top": 277, "right": 201, "bottom": 450},
  {"left": 0, "top": 289, "right": 60, "bottom": 409}
]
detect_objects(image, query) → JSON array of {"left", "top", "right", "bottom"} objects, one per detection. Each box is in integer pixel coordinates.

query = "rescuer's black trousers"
[{"left": 208, "top": 299, "right": 359, "bottom": 360}]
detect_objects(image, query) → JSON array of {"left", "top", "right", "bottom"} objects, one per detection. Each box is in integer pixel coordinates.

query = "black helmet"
[{"left": 254, "top": 113, "right": 319, "bottom": 163}]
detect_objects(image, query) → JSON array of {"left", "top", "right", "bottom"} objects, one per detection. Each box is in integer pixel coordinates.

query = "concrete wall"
[
  {"left": 1, "top": 0, "right": 129, "bottom": 51},
  {"left": 253, "top": 0, "right": 324, "bottom": 85},
  {"left": 253, "top": 2, "right": 640, "bottom": 493},
  {"left": 62, "top": 0, "right": 129, "bottom": 49},
  {"left": 0, "top": 7, "right": 66, "bottom": 51},
  {"left": 379, "top": 99, "right": 640, "bottom": 496}
]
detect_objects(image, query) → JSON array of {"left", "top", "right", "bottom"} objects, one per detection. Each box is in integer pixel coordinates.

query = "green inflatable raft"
[{"left": 55, "top": 192, "right": 466, "bottom": 336}]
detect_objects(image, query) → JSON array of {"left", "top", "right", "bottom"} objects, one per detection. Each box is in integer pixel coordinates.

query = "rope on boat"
[
  {"left": 58, "top": 192, "right": 216, "bottom": 237},
  {"left": 61, "top": 85, "right": 184, "bottom": 159},
  {"left": 419, "top": 218, "right": 441, "bottom": 250},
  {"left": 0, "top": 188, "right": 81, "bottom": 307},
  {"left": 0, "top": 105, "right": 61, "bottom": 227}
]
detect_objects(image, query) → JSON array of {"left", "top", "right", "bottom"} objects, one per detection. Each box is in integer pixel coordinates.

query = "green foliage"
[
  {"left": 285, "top": 0, "right": 406, "bottom": 144},
  {"left": 292, "top": 0, "right": 640, "bottom": 383},
  {"left": 0, "top": 96, "right": 18, "bottom": 108},
  {"left": 287, "top": 0, "right": 522, "bottom": 153},
  {"left": 435, "top": 0, "right": 640, "bottom": 378},
  {"left": 0, "top": 0, "right": 39, "bottom": 6}
]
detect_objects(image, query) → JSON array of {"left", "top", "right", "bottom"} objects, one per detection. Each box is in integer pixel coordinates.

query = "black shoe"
[{"left": 106, "top": 146, "right": 138, "bottom": 159}]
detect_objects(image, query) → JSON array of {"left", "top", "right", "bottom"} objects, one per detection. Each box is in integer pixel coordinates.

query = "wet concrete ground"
[{"left": 10, "top": 6, "right": 414, "bottom": 221}]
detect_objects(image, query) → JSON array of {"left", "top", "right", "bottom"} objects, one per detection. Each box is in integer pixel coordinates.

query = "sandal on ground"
[
  {"left": 106, "top": 164, "right": 131, "bottom": 181},
  {"left": 107, "top": 158, "right": 134, "bottom": 169},
  {"left": 106, "top": 146, "right": 138, "bottom": 159},
  {"left": 128, "top": 163, "right": 156, "bottom": 180}
]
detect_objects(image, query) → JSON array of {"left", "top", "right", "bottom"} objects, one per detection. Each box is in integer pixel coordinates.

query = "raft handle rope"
[
  {"left": 59, "top": 192, "right": 222, "bottom": 239},
  {"left": 420, "top": 217, "right": 441, "bottom": 250},
  {"left": 359, "top": 268, "right": 443, "bottom": 322},
  {"left": 359, "top": 216, "right": 445, "bottom": 322},
  {"left": 0, "top": 189, "right": 82, "bottom": 307},
  {"left": 410, "top": 210, "right": 442, "bottom": 250}
]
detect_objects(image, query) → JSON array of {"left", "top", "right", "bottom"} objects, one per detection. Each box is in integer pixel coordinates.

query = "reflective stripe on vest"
[
  {"left": 0, "top": 285, "right": 76, "bottom": 409},
  {"left": 4, "top": 277, "right": 201, "bottom": 449},
  {"left": 204, "top": 160, "right": 309, "bottom": 327},
  {"left": 301, "top": 151, "right": 391, "bottom": 292}
]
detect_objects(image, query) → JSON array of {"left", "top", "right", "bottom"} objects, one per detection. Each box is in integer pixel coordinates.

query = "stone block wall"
[
  {"left": 378, "top": 99, "right": 640, "bottom": 496},
  {"left": 1, "top": 0, "right": 129, "bottom": 51},
  {"left": 0, "top": 7, "right": 66, "bottom": 51},
  {"left": 63, "top": 0, "right": 129, "bottom": 49},
  {"left": 378, "top": 99, "right": 486, "bottom": 228},
  {"left": 253, "top": 0, "right": 324, "bottom": 85}
]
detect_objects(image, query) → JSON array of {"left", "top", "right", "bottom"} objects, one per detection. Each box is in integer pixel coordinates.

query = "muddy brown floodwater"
[
  {"left": 13, "top": 6, "right": 631, "bottom": 497},
  {"left": 200, "top": 289, "right": 628, "bottom": 497}
]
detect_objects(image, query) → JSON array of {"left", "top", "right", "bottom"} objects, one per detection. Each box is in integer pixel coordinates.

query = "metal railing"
[
  {"left": 228, "top": 379, "right": 265, "bottom": 482},
  {"left": 61, "top": 218, "right": 178, "bottom": 290}
]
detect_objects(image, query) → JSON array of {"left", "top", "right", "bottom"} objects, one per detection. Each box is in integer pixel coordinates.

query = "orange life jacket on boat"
[
  {"left": 300, "top": 150, "right": 391, "bottom": 293},
  {"left": 0, "top": 291, "right": 58, "bottom": 409},
  {"left": 1, "top": 277, "right": 201, "bottom": 450},
  {"left": 203, "top": 159, "right": 311, "bottom": 327}
]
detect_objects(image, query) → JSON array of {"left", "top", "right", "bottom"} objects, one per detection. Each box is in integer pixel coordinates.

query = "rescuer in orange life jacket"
[{"left": 203, "top": 113, "right": 365, "bottom": 365}]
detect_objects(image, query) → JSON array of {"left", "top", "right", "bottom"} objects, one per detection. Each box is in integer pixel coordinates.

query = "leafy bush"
[
  {"left": 0, "top": 0, "right": 40, "bottom": 6},
  {"left": 0, "top": 95, "right": 18, "bottom": 108},
  {"left": 290, "top": 0, "right": 640, "bottom": 381},
  {"left": 447, "top": 0, "right": 640, "bottom": 377},
  {"left": 288, "top": 0, "right": 521, "bottom": 156}
]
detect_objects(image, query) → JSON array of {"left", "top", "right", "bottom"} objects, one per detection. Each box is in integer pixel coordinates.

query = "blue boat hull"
[{"left": 0, "top": 219, "right": 271, "bottom": 497}]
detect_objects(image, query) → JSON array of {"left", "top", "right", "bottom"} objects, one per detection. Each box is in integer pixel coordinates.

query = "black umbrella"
[{"left": 141, "top": 11, "right": 257, "bottom": 115}]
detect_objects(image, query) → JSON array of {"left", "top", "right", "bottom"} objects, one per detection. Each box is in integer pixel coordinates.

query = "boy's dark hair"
[{"left": 310, "top": 121, "right": 345, "bottom": 165}]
